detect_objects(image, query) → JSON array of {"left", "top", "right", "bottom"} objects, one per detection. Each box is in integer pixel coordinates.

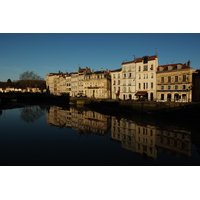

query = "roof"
[
  {"left": 122, "top": 60, "right": 135, "bottom": 65},
  {"left": 122, "top": 55, "right": 158, "bottom": 64},
  {"left": 157, "top": 63, "right": 190, "bottom": 72},
  {"left": 135, "top": 55, "right": 157, "bottom": 63},
  {"left": 110, "top": 68, "right": 122, "bottom": 72}
]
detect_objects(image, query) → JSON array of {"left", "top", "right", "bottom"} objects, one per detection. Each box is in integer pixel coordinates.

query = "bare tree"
[
  {"left": 19, "top": 71, "right": 45, "bottom": 89},
  {"left": 19, "top": 71, "right": 43, "bottom": 81}
]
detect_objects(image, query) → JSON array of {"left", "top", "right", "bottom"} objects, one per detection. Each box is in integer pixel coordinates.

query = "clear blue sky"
[{"left": 0, "top": 33, "right": 200, "bottom": 82}]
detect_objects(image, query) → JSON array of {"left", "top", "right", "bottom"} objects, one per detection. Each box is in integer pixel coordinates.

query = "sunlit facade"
[{"left": 156, "top": 61, "right": 194, "bottom": 102}]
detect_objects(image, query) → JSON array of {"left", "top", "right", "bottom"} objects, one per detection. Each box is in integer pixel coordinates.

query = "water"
[{"left": 0, "top": 105, "right": 200, "bottom": 166}]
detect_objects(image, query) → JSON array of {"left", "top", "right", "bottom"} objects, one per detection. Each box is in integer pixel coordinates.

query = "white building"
[
  {"left": 70, "top": 72, "right": 78, "bottom": 97},
  {"left": 121, "top": 61, "right": 136, "bottom": 100},
  {"left": 135, "top": 55, "right": 158, "bottom": 101},
  {"left": 110, "top": 68, "right": 122, "bottom": 99}
]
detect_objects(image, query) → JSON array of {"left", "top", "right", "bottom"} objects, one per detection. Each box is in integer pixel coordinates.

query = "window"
[
  {"left": 118, "top": 74, "right": 120, "bottom": 78},
  {"left": 168, "top": 86, "right": 171, "bottom": 90},
  {"left": 182, "top": 94, "right": 186, "bottom": 100},
  {"left": 129, "top": 73, "right": 131, "bottom": 77},
  {"left": 175, "top": 76, "right": 178, "bottom": 82},
  {"left": 146, "top": 83, "right": 148, "bottom": 89},
  {"left": 161, "top": 94, "right": 164, "bottom": 100},
  {"left": 118, "top": 80, "right": 120, "bottom": 85},
  {"left": 113, "top": 80, "right": 116, "bottom": 85},
  {"left": 168, "top": 76, "right": 171, "bottom": 82},
  {"left": 139, "top": 83, "right": 141, "bottom": 89},
  {"left": 124, "top": 74, "right": 126, "bottom": 78},
  {"left": 146, "top": 74, "right": 148, "bottom": 79},
  {"left": 183, "top": 75, "right": 187, "bottom": 82},
  {"left": 183, "top": 85, "right": 186, "bottom": 89},
  {"left": 143, "top": 83, "right": 145, "bottom": 89},
  {"left": 113, "top": 74, "right": 116, "bottom": 78},
  {"left": 151, "top": 73, "right": 153, "bottom": 78},
  {"left": 151, "top": 82, "right": 153, "bottom": 89},
  {"left": 139, "top": 74, "right": 141, "bottom": 79},
  {"left": 161, "top": 86, "right": 164, "bottom": 90},
  {"left": 150, "top": 64, "right": 153, "bottom": 70},
  {"left": 138, "top": 66, "right": 141, "bottom": 71},
  {"left": 143, "top": 65, "right": 148, "bottom": 71},
  {"left": 161, "top": 77, "right": 164, "bottom": 83},
  {"left": 175, "top": 85, "right": 178, "bottom": 90}
]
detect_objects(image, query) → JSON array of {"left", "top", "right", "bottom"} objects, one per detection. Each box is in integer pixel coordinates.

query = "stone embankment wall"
[{"left": 69, "top": 98, "right": 200, "bottom": 115}]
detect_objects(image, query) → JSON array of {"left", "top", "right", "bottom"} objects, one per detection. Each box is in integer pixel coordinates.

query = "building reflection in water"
[
  {"left": 46, "top": 106, "right": 111, "bottom": 136},
  {"left": 46, "top": 106, "right": 191, "bottom": 160}
]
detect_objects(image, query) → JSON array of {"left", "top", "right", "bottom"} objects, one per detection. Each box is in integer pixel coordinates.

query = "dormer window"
[
  {"left": 168, "top": 66, "right": 173, "bottom": 70},
  {"left": 177, "top": 65, "right": 182, "bottom": 70}
]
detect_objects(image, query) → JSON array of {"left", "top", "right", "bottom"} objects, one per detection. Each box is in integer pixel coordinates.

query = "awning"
[{"left": 135, "top": 91, "right": 147, "bottom": 96}]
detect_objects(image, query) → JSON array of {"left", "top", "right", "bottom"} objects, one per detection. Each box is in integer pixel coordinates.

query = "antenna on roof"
[
  {"left": 133, "top": 55, "right": 135, "bottom": 61},
  {"left": 172, "top": 60, "right": 174, "bottom": 64},
  {"left": 155, "top": 48, "right": 157, "bottom": 55}
]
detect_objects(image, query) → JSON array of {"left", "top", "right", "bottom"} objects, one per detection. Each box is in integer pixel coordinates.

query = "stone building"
[
  {"left": 110, "top": 68, "right": 122, "bottom": 100},
  {"left": 84, "top": 70, "right": 111, "bottom": 99},
  {"left": 135, "top": 55, "right": 158, "bottom": 101},
  {"left": 156, "top": 61, "right": 194, "bottom": 102},
  {"left": 46, "top": 72, "right": 69, "bottom": 95}
]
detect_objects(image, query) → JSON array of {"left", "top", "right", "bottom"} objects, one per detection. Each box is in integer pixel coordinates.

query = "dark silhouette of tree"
[
  {"left": 7, "top": 79, "right": 12, "bottom": 83},
  {"left": 20, "top": 106, "right": 45, "bottom": 123},
  {"left": 19, "top": 71, "right": 43, "bottom": 81},
  {"left": 18, "top": 71, "right": 45, "bottom": 90}
]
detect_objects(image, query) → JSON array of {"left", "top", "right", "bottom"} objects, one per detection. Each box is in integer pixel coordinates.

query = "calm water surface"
[{"left": 0, "top": 105, "right": 200, "bottom": 166}]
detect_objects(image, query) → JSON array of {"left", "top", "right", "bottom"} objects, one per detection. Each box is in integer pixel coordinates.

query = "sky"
[{"left": 0, "top": 33, "right": 200, "bottom": 82}]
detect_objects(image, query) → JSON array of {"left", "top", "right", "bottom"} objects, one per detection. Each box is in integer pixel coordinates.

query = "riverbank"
[
  {"left": 0, "top": 93, "right": 70, "bottom": 110},
  {"left": 71, "top": 98, "right": 200, "bottom": 114}
]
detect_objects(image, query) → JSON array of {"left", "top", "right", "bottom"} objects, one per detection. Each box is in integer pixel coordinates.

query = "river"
[{"left": 0, "top": 104, "right": 200, "bottom": 166}]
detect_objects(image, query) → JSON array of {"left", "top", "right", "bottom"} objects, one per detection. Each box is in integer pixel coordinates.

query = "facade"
[
  {"left": 84, "top": 70, "right": 111, "bottom": 99},
  {"left": 121, "top": 61, "right": 136, "bottom": 100},
  {"left": 70, "top": 72, "right": 78, "bottom": 97},
  {"left": 135, "top": 55, "right": 158, "bottom": 101},
  {"left": 46, "top": 72, "right": 68, "bottom": 95},
  {"left": 45, "top": 56, "right": 200, "bottom": 102},
  {"left": 156, "top": 61, "right": 194, "bottom": 102},
  {"left": 66, "top": 74, "right": 72, "bottom": 96},
  {"left": 110, "top": 68, "right": 122, "bottom": 99}
]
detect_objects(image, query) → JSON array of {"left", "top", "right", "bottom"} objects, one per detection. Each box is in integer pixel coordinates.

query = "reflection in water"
[
  {"left": 20, "top": 105, "right": 45, "bottom": 123},
  {"left": 111, "top": 117, "right": 191, "bottom": 160},
  {"left": 46, "top": 106, "right": 192, "bottom": 160},
  {"left": 46, "top": 106, "right": 111, "bottom": 136}
]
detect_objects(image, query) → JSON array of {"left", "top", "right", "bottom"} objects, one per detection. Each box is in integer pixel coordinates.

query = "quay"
[{"left": 69, "top": 97, "right": 200, "bottom": 117}]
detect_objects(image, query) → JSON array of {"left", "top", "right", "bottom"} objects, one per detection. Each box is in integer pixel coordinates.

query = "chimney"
[{"left": 187, "top": 60, "right": 191, "bottom": 67}]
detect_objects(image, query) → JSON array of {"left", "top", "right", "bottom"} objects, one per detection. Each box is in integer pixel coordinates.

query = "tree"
[
  {"left": 19, "top": 71, "right": 43, "bottom": 81},
  {"left": 7, "top": 79, "right": 12, "bottom": 83},
  {"left": 19, "top": 71, "right": 45, "bottom": 89}
]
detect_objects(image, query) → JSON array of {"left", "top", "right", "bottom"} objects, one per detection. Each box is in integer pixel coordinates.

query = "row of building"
[
  {"left": 46, "top": 54, "right": 200, "bottom": 102},
  {"left": 46, "top": 106, "right": 191, "bottom": 160},
  {"left": 0, "top": 87, "right": 43, "bottom": 93}
]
